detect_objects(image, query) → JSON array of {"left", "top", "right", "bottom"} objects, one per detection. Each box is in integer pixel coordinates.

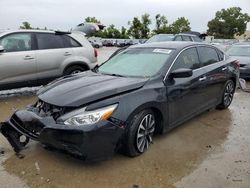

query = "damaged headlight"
[{"left": 58, "top": 104, "right": 118, "bottom": 126}]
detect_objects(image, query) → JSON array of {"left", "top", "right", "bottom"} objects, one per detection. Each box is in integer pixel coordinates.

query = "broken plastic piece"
[{"left": 0, "top": 122, "right": 30, "bottom": 154}]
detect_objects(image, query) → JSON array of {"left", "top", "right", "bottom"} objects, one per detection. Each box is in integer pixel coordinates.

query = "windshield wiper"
[{"left": 91, "top": 65, "right": 99, "bottom": 73}]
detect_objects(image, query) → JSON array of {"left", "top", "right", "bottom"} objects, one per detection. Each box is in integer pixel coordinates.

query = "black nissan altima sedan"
[{"left": 0, "top": 42, "right": 239, "bottom": 161}]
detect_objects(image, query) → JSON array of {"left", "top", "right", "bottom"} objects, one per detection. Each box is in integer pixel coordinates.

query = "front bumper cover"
[{"left": 0, "top": 107, "right": 125, "bottom": 161}]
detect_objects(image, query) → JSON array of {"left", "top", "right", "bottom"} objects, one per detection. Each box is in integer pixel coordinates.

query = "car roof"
[
  {"left": 176, "top": 33, "right": 197, "bottom": 37},
  {"left": 130, "top": 41, "right": 210, "bottom": 50},
  {"left": 0, "top": 30, "right": 76, "bottom": 38}
]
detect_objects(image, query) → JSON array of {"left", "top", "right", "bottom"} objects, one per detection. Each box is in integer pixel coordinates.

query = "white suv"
[{"left": 0, "top": 30, "right": 97, "bottom": 90}]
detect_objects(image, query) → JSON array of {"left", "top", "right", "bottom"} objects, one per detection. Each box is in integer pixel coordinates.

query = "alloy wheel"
[
  {"left": 224, "top": 81, "right": 234, "bottom": 107},
  {"left": 136, "top": 114, "right": 155, "bottom": 153}
]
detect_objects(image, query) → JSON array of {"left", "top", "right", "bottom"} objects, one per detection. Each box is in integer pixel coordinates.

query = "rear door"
[
  {"left": 166, "top": 47, "right": 207, "bottom": 127},
  {"left": 34, "top": 33, "right": 74, "bottom": 82},
  {"left": 197, "top": 46, "right": 228, "bottom": 107},
  {"left": 0, "top": 32, "right": 36, "bottom": 89}
]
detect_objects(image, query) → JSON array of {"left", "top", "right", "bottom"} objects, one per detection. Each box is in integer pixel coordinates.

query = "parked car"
[
  {"left": 89, "top": 40, "right": 103, "bottom": 48},
  {"left": 102, "top": 39, "right": 113, "bottom": 46},
  {"left": 146, "top": 33, "right": 203, "bottom": 43},
  {"left": 0, "top": 42, "right": 239, "bottom": 161},
  {"left": 227, "top": 45, "right": 250, "bottom": 79},
  {"left": 0, "top": 30, "right": 98, "bottom": 90},
  {"left": 114, "top": 39, "right": 126, "bottom": 47}
]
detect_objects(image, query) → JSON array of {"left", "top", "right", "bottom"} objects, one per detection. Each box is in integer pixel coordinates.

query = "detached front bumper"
[{"left": 1, "top": 108, "right": 125, "bottom": 161}]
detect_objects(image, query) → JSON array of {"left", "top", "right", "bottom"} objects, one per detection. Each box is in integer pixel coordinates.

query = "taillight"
[
  {"left": 94, "top": 48, "right": 98, "bottom": 58},
  {"left": 234, "top": 60, "right": 240, "bottom": 69}
]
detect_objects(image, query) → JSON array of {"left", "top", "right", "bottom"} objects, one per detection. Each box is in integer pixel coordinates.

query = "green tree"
[
  {"left": 141, "top": 13, "right": 151, "bottom": 38},
  {"left": 207, "top": 7, "right": 250, "bottom": 39},
  {"left": 127, "top": 13, "right": 152, "bottom": 39},
  {"left": 153, "top": 14, "right": 171, "bottom": 34},
  {"left": 19, "top": 21, "right": 33, "bottom": 29},
  {"left": 120, "top": 26, "right": 129, "bottom": 39},
  {"left": 128, "top": 17, "right": 142, "bottom": 38},
  {"left": 170, "top": 17, "right": 191, "bottom": 34},
  {"left": 84, "top": 17, "right": 100, "bottom": 23},
  {"left": 104, "top": 24, "right": 121, "bottom": 38}
]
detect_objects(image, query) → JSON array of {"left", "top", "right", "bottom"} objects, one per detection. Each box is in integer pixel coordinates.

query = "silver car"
[{"left": 0, "top": 30, "right": 97, "bottom": 90}]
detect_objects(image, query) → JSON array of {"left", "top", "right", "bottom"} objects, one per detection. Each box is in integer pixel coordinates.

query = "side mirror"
[
  {"left": 170, "top": 68, "right": 193, "bottom": 78},
  {"left": 0, "top": 46, "right": 4, "bottom": 53}
]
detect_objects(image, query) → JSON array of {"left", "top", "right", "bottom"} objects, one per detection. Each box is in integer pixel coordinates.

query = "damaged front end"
[{"left": 0, "top": 101, "right": 126, "bottom": 161}]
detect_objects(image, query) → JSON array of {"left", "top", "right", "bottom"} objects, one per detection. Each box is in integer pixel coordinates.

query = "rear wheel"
[
  {"left": 122, "top": 109, "right": 156, "bottom": 157},
  {"left": 64, "top": 65, "right": 86, "bottom": 75},
  {"left": 217, "top": 79, "right": 235, "bottom": 109}
]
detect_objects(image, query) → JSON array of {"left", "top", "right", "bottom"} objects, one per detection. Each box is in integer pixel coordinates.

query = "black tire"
[
  {"left": 121, "top": 109, "right": 156, "bottom": 157},
  {"left": 217, "top": 79, "right": 235, "bottom": 109},
  {"left": 64, "top": 65, "right": 86, "bottom": 75}
]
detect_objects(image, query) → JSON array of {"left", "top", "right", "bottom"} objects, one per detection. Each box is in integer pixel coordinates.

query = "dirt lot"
[{"left": 0, "top": 47, "right": 250, "bottom": 188}]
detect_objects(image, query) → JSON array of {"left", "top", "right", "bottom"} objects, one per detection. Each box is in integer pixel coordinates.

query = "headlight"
[{"left": 59, "top": 104, "right": 118, "bottom": 126}]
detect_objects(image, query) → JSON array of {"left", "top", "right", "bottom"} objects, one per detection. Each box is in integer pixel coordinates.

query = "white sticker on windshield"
[{"left": 153, "top": 49, "right": 172, "bottom": 54}]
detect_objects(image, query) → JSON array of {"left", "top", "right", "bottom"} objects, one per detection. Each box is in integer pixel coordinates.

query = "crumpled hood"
[
  {"left": 231, "top": 56, "right": 250, "bottom": 65},
  {"left": 38, "top": 71, "right": 148, "bottom": 107}
]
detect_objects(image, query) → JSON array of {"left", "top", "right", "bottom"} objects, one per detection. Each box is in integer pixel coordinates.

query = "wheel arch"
[
  {"left": 125, "top": 103, "right": 165, "bottom": 134},
  {"left": 63, "top": 62, "right": 90, "bottom": 74}
]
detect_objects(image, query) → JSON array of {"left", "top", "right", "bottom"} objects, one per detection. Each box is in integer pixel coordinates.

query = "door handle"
[
  {"left": 222, "top": 67, "right": 227, "bottom": 71},
  {"left": 64, "top": 52, "right": 71, "bottom": 56},
  {"left": 24, "top": 55, "right": 34, "bottom": 60},
  {"left": 199, "top": 76, "right": 207, "bottom": 81}
]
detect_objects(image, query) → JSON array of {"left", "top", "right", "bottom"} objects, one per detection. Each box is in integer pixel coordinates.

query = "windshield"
[
  {"left": 227, "top": 46, "right": 250, "bottom": 56},
  {"left": 146, "top": 34, "right": 175, "bottom": 43},
  {"left": 98, "top": 48, "right": 173, "bottom": 77}
]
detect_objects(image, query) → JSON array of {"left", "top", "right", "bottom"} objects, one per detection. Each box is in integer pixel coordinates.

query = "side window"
[
  {"left": 0, "top": 33, "right": 32, "bottom": 52},
  {"left": 174, "top": 36, "right": 183, "bottom": 41},
  {"left": 197, "top": 47, "right": 220, "bottom": 66},
  {"left": 182, "top": 36, "right": 192, "bottom": 41},
  {"left": 217, "top": 50, "right": 224, "bottom": 61},
  {"left": 62, "top": 35, "right": 81, "bottom": 48},
  {"left": 172, "top": 48, "right": 200, "bottom": 70},
  {"left": 36, "top": 33, "right": 64, "bottom": 50},
  {"left": 193, "top": 36, "right": 202, "bottom": 42}
]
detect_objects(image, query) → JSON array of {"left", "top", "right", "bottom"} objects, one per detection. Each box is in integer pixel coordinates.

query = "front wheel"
[
  {"left": 64, "top": 65, "right": 86, "bottom": 75},
  {"left": 217, "top": 79, "right": 235, "bottom": 109},
  {"left": 122, "top": 109, "right": 156, "bottom": 157}
]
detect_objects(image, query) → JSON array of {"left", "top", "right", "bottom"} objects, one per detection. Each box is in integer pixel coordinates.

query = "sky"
[{"left": 0, "top": 0, "right": 250, "bottom": 32}]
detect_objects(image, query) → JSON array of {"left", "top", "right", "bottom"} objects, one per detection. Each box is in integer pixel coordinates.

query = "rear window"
[
  {"left": 62, "top": 35, "right": 81, "bottom": 48},
  {"left": 36, "top": 33, "right": 64, "bottom": 50}
]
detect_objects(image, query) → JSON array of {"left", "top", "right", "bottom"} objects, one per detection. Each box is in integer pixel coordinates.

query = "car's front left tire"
[{"left": 122, "top": 109, "right": 156, "bottom": 157}]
